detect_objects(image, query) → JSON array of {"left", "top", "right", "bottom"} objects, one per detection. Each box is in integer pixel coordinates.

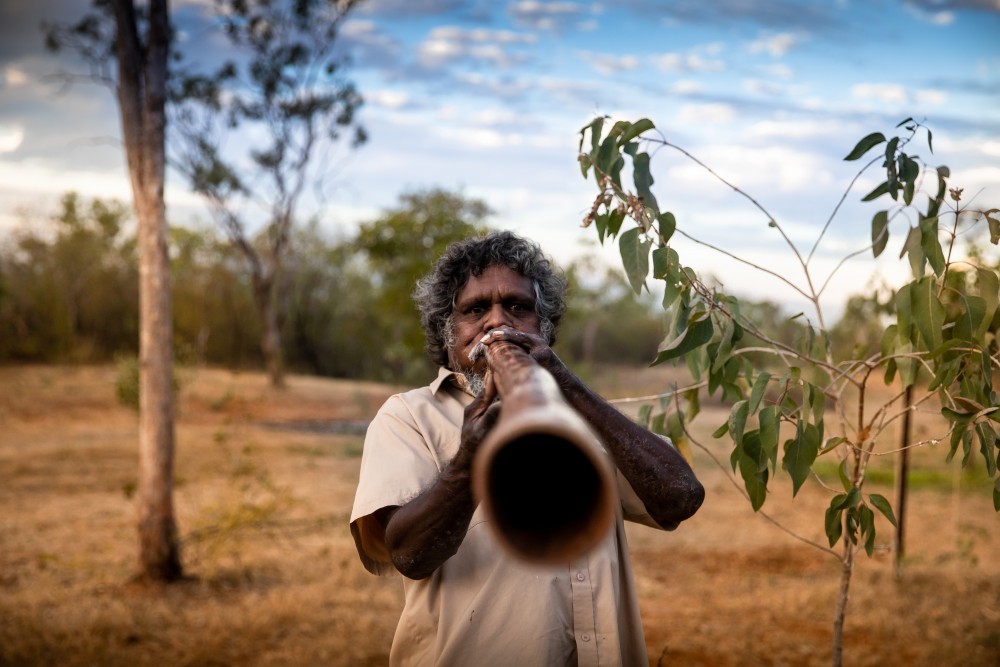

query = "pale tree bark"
[{"left": 111, "top": 0, "right": 181, "bottom": 582}]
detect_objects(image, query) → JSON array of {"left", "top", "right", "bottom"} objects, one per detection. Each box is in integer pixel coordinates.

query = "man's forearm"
[
  {"left": 383, "top": 451, "right": 478, "bottom": 579},
  {"left": 546, "top": 360, "right": 705, "bottom": 529}
]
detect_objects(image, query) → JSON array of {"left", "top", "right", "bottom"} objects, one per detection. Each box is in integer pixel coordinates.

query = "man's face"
[{"left": 447, "top": 264, "right": 542, "bottom": 374}]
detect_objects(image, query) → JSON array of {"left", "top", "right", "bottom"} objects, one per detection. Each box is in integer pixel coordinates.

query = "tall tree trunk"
[
  {"left": 253, "top": 272, "right": 286, "bottom": 388},
  {"left": 112, "top": 0, "right": 181, "bottom": 582}
]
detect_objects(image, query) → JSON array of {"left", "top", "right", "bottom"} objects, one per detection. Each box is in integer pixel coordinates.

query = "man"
[{"left": 350, "top": 231, "right": 704, "bottom": 666}]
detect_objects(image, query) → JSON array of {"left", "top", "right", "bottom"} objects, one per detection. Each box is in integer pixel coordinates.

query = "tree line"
[{"left": 0, "top": 189, "right": 686, "bottom": 386}]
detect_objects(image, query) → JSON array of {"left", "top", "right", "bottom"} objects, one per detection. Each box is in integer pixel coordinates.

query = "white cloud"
[
  {"left": 849, "top": 83, "right": 946, "bottom": 111},
  {"left": 418, "top": 25, "right": 535, "bottom": 69},
  {"left": 748, "top": 32, "right": 799, "bottom": 57},
  {"left": 653, "top": 52, "right": 725, "bottom": 73},
  {"left": 578, "top": 51, "right": 640, "bottom": 76},
  {"left": 665, "top": 144, "right": 836, "bottom": 194},
  {"left": 748, "top": 119, "right": 842, "bottom": 140},
  {"left": 743, "top": 78, "right": 787, "bottom": 97},
  {"left": 671, "top": 79, "right": 705, "bottom": 95},
  {"left": 980, "top": 141, "right": 1000, "bottom": 158},
  {"left": 510, "top": 1, "right": 584, "bottom": 29},
  {"left": 851, "top": 82, "right": 909, "bottom": 105},
  {"left": 0, "top": 125, "right": 25, "bottom": 153},
  {"left": 915, "top": 88, "right": 948, "bottom": 105},
  {"left": 368, "top": 89, "right": 412, "bottom": 110},
  {"left": 4, "top": 66, "right": 28, "bottom": 87},
  {"left": 677, "top": 103, "right": 736, "bottom": 125}
]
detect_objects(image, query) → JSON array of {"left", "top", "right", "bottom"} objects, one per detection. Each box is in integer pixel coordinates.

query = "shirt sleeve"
[{"left": 349, "top": 394, "right": 443, "bottom": 575}]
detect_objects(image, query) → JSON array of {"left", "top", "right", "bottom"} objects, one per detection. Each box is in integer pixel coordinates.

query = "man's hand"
[
  {"left": 382, "top": 369, "right": 502, "bottom": 580},
  {"left": 478, "top": 326, "right": 562, "bottom": 375},
  {"left": 458, "top": 368, "right": 501, "bottom": 463},
  {"left": 477, "top": 326, "right": 704, "bottom": 531}
]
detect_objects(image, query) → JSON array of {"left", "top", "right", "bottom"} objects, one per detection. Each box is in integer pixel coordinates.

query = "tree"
[
  {"left": 171, "top": 0, "right": 366, "bottom": 388},
  {"left": 112, "top": 0, "right": 181, "bottom": 584},
  {"left": 577, "top": 116, "right": 999, "bottom": 665},
  {"left": 44, "top": 0, "right": 182, "bottom": 582},
  {"left": 354, "top": 189, "right": 490, "bottom": 383},
  {"left": 0, "top": 193, "right": 137, "bottom": 361}
]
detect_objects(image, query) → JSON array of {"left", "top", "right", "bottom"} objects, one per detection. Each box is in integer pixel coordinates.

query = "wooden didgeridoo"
[{"left": 471, "top": 338, "right": 617, "bottom": 565}]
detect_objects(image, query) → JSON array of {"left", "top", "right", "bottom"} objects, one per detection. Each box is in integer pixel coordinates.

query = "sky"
[{"left": 1, "top": 0, "right": 998, "bottom": 321}]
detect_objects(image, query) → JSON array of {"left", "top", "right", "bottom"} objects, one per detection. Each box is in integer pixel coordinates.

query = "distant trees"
[
  {"left": 171, "top": 0, "right": 366, "bottom": 388},
  {"left": 0, "top": 193, "right": 137, "bottom": 360},
  {"left": 353, "top": 189, "right": 491, "bottom": 382},
  {"left": 1, "top": 190, "right": 694, "bottom": 384}
]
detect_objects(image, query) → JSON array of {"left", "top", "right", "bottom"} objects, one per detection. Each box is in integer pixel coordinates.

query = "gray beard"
[{"left": 463, "top": 370, "right": 487, "bottom": 397}]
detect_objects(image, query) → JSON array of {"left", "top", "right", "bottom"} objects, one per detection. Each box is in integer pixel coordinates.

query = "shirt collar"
[{"left": 430, "top": 366, "right": 470, "bottom": 396}]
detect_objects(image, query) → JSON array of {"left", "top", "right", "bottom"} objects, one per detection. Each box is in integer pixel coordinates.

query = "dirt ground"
[{"left": 1, "top": 364, "right": 997, "bottom": 666}]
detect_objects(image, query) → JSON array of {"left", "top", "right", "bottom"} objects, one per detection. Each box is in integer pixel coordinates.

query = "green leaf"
[
  {"left": 869, "top": 493, "right": 898, "bottom": 528},
  {"left": 728, "top": 400, "right": 750, "bottom": 446},
  {"left": 825, "top": 498, "right": 845, "bottom": 547},
  {"left": 838, "top": 459, "right": 852, "bottom": 492},
  {"left": 783, "top": 422, "right": 820, "bottom": 496},
  {"left": 596, "top": 132, "right": 619, "bottom": 176},
  {"left": 919, "top": 216, "right": 945, "bottom": 276},
  {"left": 736, "top": 430, "right": 768, "bottom": 511},
  {"left": 652, "top": 310, "right": 714, "bottom": 364},
  {"left": 619, "top": 118, "right": 655, "bottom": 145},
  {"left": 759, "top": 405, "right": 779, "bottom": 473},
  {"left": 894, "top": 282, "right": 914, "bottom": 345},
  {"left": 651, "top": 246, "right": 677, "bottom": 280},
  {"left": 650, "top": 411, "right": 666, "bottom": 435},
  {"left": 637, "top": 403, "right": 652, "bottom": 428},
  {"left": 820, "top": 436, "right": 847, "bottom": 457},
  {"left": 871, "top": 210, "right": 889, "bottom": 258},
  {"left": 582, "top": 116, "right": 604, "bottom": 154},
  {"left": 712, "top": 421, "right": 730, "bottom": 439},
  {"left": 975, "top": 268, "right": 999, "bottom": 339},
  {"left": 844, "top": 132, "right": 886, "bottom": 161},
  {"left": 993, "top": 478, "right": 999, "bottom": 512},
  {"left": 900, "top": 226, "right": 924, "bottom": 278},
  {"left": 862, "top": 181, "right": 890, "bottom": 202},
  {"left": 657, "top": 212, "right": 676, "bottom": 244},
  {"left": 606, "top": 208, "right": 626, "bottom": 240},
  {"left": 912, "top": 276, "right": 944, "bottom": 351},
  {"left": 885, "top": 136, "right": 900, "bottom": 163},
  {"left": 619, "top": 227, "right": 650, "bottom": 294},
  {"left": 941, "top": 406, "right": 975, "bottom": 423},
  {"left": 975, "top": 422, "right": 997, "bottom": 477},
  {"left": 860, "top": 504, "right": 877, "bottom": 557},
  {"left": 839, "top": 486, "right": 862, "bottom": 510},
  {"left": 632, "top": 151, "right": 659, "bottom": 218},
  {"left": 985, "top": 209, "right": 1000, "bottom": 245},
  {"left": 748, "top": 372, "right": 771, "bottom": 414}
]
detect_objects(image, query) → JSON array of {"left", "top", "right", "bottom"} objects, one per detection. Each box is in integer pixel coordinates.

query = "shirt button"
[
  {"left": 581, "top": 634, "right": 591, "bottom": 642},
  {"left": 576, "top": 571, "right": 586, "bottom": 581}
]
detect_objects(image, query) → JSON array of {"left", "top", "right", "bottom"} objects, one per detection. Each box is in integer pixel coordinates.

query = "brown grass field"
[{"left": 1, "top": 363, "right": 997, "bottom": 666}]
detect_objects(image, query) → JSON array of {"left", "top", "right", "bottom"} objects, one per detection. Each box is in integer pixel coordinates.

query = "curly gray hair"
[{"left": 413, "top": 231, "right": 567, "bottom": 369}]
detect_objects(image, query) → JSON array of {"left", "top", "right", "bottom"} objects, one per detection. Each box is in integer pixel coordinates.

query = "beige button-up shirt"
[{"left": 350, "top": 367, "right": 662, "bottom": 667}]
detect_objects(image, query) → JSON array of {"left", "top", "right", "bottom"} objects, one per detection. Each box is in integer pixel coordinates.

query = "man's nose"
[{"left": 483, "top": 304, "right": 513, "bottom": 331}]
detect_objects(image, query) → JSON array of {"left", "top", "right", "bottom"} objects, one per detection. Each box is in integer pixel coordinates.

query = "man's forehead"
[{"left": 456, "top": 265, "right": 534, "bottom": 302}]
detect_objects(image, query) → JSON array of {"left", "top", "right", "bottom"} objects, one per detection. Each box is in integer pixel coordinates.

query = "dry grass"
[{"left": 1, "top": 364, "right": 997, "bottom": 666}]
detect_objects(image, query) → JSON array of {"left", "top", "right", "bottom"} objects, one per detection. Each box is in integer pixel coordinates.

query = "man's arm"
[
  {"left": 381, "top": 376, "right": 499, "bottom": 579},
  {"left": 481, "top": 328, "right": 705, "bottom": 530}
]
